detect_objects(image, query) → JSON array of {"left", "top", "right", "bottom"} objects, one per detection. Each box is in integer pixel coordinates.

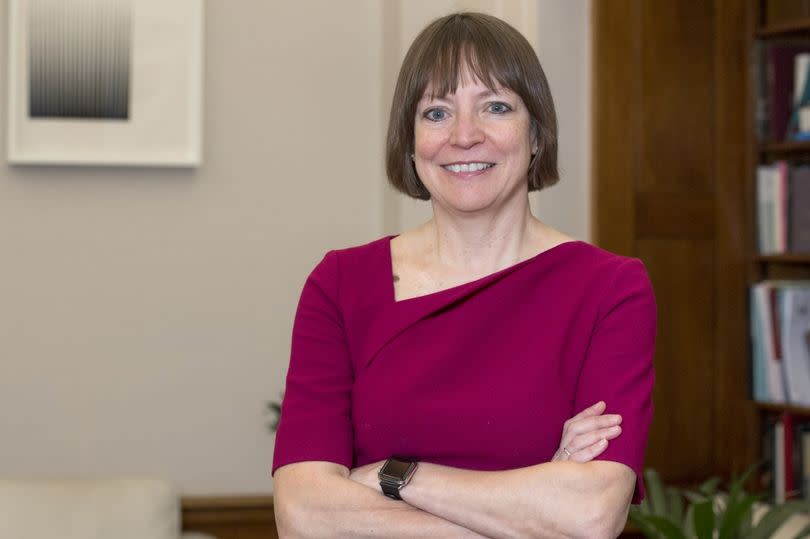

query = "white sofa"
[{"left": 0, "top": 478, "right": 215, "bottom": 539}]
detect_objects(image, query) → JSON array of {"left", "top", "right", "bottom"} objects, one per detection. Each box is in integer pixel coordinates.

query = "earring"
[{"left": 410, "top": 153, "right": 415, "bottom": 160}]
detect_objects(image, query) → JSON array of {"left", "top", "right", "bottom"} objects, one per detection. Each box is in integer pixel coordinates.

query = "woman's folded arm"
[
  {"left": 273, "top": 461, "right": 489, "bottom": 539},
  {"left": 350, "top": 459, "right": 635, "bottom": 539}
]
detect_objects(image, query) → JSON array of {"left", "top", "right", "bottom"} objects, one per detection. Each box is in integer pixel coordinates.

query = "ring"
[{"left": 562, "top": 447, "right": 572, "bottom": 457}]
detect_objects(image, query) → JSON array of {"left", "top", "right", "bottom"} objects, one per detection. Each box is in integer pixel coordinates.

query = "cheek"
[
  {"left": 414, "top": 126, "right": 444, "bottom": 159},
  {"left": 497, "top": 126, "right": 533, "bottom": 158}
]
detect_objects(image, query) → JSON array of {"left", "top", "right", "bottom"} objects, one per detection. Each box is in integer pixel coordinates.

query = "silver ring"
[{"left": 562, "top": 447, "right": 572, "bottom": 457}]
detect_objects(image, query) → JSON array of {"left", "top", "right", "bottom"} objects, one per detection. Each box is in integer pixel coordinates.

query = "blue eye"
[
  {"left": 424, "top": 108, "right": 447, "bottom": 121},
  {"left": 489, "top": 102, "right": 512, "bottom": 114}
]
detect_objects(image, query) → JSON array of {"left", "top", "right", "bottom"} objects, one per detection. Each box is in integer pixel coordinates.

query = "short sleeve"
[
  {"left": 271, "top": 251, "right": 354, "bottom": 475},
  {"left": 574, "top": 258, "right": 656, "bottom": 503}
]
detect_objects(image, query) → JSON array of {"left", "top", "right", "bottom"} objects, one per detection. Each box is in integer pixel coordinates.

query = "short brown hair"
[{"left": 385, "top": 12, "right": 559, "bottom": 200}]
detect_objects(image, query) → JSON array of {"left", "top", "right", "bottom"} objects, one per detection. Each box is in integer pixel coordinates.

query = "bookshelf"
[
  {"left": 756, "top": 18, "right": 810, "bottom": 38},
  {"left": 749, "top": 0, "right": 810, "bottom": 502},
  {"left": 757, "top": 402, "right": 810, "bottom": 417},
  {"left": 755, "top": 254, "right": 810, "bottom": 263},
  {"left": 759, "top": 140, "right": 810, "bottom": 156}
]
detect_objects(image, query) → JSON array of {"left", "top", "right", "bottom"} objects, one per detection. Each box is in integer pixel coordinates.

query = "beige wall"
[{"left": 0, "top": 0, "right": 590, "bottom": 495}]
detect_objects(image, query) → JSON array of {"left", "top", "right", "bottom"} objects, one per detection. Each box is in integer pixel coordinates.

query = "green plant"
[
  {"left": 266, "top": 393, "right": 283, "bottom": 433},
  {"left": 629, "top": 467, "right": 810, "bottom": 539}
]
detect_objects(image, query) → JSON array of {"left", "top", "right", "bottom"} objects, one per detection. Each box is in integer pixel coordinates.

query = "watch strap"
[{"left": 381, "top": 481, "right": 403, "bottom": 500}]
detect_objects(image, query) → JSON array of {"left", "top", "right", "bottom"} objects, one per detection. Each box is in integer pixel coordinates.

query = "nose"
[{"left": 449, "top": 110, "right": 484, "bottom": 148}]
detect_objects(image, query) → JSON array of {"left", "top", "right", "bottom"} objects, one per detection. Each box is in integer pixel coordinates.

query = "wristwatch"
[{"left": 378, "top": 456, "right": 418, "bottom": 500}]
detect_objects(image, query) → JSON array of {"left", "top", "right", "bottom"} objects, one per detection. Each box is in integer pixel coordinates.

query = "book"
[
  {"left": 751, "top": 286, "right": 771, "bottom": 402},
  {"left": 757, "top": 162, "right": 809, "bottom": 255},
  {"left": 762, "top": 415, "right": 777, "bottom": 499},
  {"left": 776, "top": 418, "right": 786, "bottom": 503},
  {"left": 797, "top": 425, "right": 810, "bottom": 499},
  {"left": 758, "top": 164, "right": 777, "bottom": 254},
  {"left": 777, "top": 161, "right": 789, "bottom": 253},
  {"left": 765, "top": 44, "right": 810, "bottom": 142},
  {"left": 789, "top": 53, "right": 810, "bottom": 138},
  {"left": 780, "top": 285, "right": 810, "bottom": 406},
  {"left": 752, "top": 282, "right": 787, "bottom": 403},
  {"left": 790, "top": 166, "right": 810, "bottom": 253}
]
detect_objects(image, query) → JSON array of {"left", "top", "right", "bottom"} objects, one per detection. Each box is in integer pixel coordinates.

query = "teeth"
[{"left": 443, "top": 162, "right": 493, "bottom": 173}]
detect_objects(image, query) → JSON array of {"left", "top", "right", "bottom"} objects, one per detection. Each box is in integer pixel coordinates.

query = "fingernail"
[{"left": 599, "top": 438, "right": 608, "bottom": 445}]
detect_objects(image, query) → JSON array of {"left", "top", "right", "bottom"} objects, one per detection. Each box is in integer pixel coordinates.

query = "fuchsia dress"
[{"left": 272, "top": 236, "right": 656, "bottom": 502}]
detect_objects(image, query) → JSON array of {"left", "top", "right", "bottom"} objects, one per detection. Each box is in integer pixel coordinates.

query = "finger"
[
  {"left": 552, "top": 446, "right": 575, "bottom": 462},
  {"left": 559, "top": 424, "right": 621, "bottom": 455},
  {"left": 567, "top": 400, "right": 606, "bottom": 422},
  {"left": 566, "top": 425, "right": 622, "bottom": 452},
  {"left": 570, "top": 438, "right": 609, "bottom": 463},
  {"left": 564, "top": 414, "right": 622, "bottom": 438}
]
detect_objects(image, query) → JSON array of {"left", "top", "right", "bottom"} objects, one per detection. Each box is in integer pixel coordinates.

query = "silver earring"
[{"left": 410, "top": 153, "right": 415, "bottom": 160}]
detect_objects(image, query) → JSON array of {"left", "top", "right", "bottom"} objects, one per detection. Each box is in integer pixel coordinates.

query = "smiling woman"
[{"left": 272, "top": 12, "right": 656, "bottom": 539}]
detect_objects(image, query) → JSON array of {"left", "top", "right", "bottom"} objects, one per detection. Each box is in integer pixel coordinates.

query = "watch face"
[{"left": 380, "top": 458, "right": 415, "bottom": 479}]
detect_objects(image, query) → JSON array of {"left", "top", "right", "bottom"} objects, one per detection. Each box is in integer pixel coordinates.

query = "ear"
[{"left": 530, "top": 122, "right": 540, "bottom": 156}]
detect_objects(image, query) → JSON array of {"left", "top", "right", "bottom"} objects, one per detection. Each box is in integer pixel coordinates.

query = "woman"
[{"left": 273, "top": 12, "right": 655, "bottom": 539}]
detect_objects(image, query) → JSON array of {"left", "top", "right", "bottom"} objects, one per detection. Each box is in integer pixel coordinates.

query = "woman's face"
[{"left": 413, "top": 73, "right": 536, "bottom": 216}]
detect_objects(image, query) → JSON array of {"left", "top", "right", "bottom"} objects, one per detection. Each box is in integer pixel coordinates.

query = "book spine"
[
  {"left": 777, "top": 161, "right": 789, "bottom": 253},
  {"left": 776, "top": 418, "right": 786, "bottom": 503},
  {"left": 785, "top": 413, "right": 796, "bottom": 498}
]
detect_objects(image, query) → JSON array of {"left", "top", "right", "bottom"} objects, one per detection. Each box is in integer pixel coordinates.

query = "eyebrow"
[{"left": 422, "top": 87, "right": 507, "bottom": 103}]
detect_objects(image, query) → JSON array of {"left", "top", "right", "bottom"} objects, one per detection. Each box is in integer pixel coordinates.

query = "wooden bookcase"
[
  {"left": 592, "top": 0, "right": 810, "bottom": 490},
  {"left": 749, "top": 0, "right": 810, "bottom": 497}
]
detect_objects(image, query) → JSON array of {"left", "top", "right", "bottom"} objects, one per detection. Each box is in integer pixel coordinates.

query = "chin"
[{"left": 440, "top": 195, "right": 501, "bottom": 215}]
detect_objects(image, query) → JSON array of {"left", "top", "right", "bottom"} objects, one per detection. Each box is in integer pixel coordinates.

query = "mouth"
[{"left": 441, "top": 162, "right": 496, "bottom": 173}]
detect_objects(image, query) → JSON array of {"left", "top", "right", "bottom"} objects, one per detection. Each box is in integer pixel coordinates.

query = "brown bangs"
[{"left": 413, "top": 17, "right": 526, "bottom": 101}]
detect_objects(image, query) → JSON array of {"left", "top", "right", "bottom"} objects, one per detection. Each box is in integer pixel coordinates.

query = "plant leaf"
[
  {"left": 666, "top": 486, "right": 685, "bottom": 526},
  {"left": 698, "top": 476, "right": 721, "bottom": 497},
  {"left": 640, "top": 514, "right": 689, "bottom": 539},
  {"left": 692, "top": 499, "right": 714, "bottom": 539},
  {"left": 727, "top": 463, "right": 759, "bottom": 505},
  {"left": 791, "top": 521, "right": 810, "bottom": 539},
  {"left": 639, "top": 496, "right": 650, "bottom": 514},
  {"left": 748, "top": 500, "right": 809, "bottom": 539},
  {"left": 684, "top": 504, "right": 696, "bottom": 538},
  {"left": 645, "top": 469, "right": 668, "bottom": 517},
  {"left": 684, "top": 490, "right": 709, "bottom": 504},
  {"left": 718, "top": 493, "right": 758, "bottom": 539},
  {"left": 629, "top": 508, "right": 664, "bottom": 538}
]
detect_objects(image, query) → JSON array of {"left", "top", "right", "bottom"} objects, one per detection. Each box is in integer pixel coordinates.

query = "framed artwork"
[{"left": 6, "top": 0, "right": 203, "bottom": 166}]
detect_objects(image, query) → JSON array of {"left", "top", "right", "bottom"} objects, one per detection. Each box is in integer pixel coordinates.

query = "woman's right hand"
[{"left": 552, "top": 401, "right": 622, "bottom": 463}]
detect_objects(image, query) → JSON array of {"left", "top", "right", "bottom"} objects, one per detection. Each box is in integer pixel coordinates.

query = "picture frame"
[{"left": 6, "top": 0, "right": 204, "bottom": 167}]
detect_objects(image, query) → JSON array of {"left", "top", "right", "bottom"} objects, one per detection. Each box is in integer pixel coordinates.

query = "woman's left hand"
[
  {"left": 552, "top": 400, "right": 622, "bottom": 463},
  {"left": 349, "top": 460, "right": 386, "bottom": 492}
]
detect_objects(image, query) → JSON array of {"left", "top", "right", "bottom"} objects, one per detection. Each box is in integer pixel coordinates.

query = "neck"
[{"left": 424, "top": 199, "right": 540, "bottom": 275}]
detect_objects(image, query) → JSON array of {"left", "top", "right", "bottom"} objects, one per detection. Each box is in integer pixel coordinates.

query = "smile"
[{"left": 442, "top": 162, "right": 495, "bottom": 173}]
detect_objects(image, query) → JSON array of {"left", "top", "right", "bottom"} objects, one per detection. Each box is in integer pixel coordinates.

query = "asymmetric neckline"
[{"left": 386, "top": 235, "right": 584, "bottom": 304}]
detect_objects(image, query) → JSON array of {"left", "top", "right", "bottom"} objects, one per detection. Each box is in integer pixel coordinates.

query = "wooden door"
[{"left": 593, "top": 0, "right": 758, "bottom": 484}]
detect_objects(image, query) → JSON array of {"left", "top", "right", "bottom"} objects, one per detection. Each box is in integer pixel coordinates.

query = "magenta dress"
[{"left": 272, "top": 236, "right": 656, "bottom": 502}]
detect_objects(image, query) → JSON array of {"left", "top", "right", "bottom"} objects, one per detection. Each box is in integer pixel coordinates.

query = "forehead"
[{"left": 421, "top": 72, "right": 515, "bottom": 101}]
